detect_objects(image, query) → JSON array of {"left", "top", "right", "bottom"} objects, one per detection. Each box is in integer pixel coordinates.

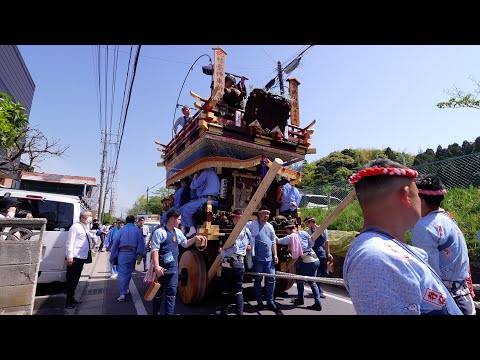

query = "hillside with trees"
[
  {"left": 301, "top": 136, "right": 480, "bottom": 187},
  {"left": 300, "top": 147, "right": 415, "bottom": 187},
  {"left": 413, "top": 136, "right": 480, "bottom": 165}
]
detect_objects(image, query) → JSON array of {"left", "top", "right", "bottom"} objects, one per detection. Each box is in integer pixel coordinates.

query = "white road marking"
[
  {"left": 129, "top": 278, "right": 148, "bottom": 315},
  {"left": 292, "top": 283, "right": 353, "bottom": 305}
]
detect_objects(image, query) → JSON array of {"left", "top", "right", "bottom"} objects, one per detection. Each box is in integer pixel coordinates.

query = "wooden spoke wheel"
[
  {"left": 275, "top": 261, "right": 296, "bottom": 293},
  {"left": 178, "top": 249, "right": 207, "bottom": 304}
]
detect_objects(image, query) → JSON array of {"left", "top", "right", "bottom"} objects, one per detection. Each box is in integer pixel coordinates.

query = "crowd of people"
[
  {"left": 64, "top": 214, "right": 152, "bottom": 308},
  {"left": 2, "top": 155, "right": 477, "bottom": 315},
  {"left": 144, "top": 158, "right": 477, "bottom": 315}
]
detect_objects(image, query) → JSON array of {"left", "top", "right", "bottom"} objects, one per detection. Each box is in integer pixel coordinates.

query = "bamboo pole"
[
  {"left": 310, "top": 189, "right": 356, "bottom": 241},
  {"left": 206, "top": 157, "right": 283, "bottom": 285},
  {"left": 286, "top": 189, "right": 357, "bottom": 272}
]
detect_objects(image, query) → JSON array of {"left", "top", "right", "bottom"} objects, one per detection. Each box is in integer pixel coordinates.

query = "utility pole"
[
  {"left": 265, "top": 46, "right": 314, "bottom": 93},
  {"left": 108, "top": 186, "right": 116, "bottom": 216},
  {"left": 102, "top": 165, "right": 111, "bottom": 218},
  {"left": 146, "top": 187, "right": 149, "bottom": 214},
  {"left": 277, "top": 61, "right": 284, "bottom": 95},
  {"left": 97, "top": 130, "right": 108, "bottom": 224}
]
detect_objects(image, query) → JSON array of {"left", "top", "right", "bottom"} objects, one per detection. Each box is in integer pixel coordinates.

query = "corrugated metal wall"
[
  {"left": 0, "top": 45, "right": 35, "bottom": 113},
  {"left": 0, "top": 45, "right": 35, "bottom": 173}
]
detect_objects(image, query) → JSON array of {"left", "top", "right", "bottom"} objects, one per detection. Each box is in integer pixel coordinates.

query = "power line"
[
  {"left": 110, "top": 45, "right": 142, "bottom": 190},
  {"left": 104, "top": 46, "right": 133, "bottom": 198},
  {"left": 97, "top": 46, "right": 103, "bottom": 134},
  {"left": 92, "top": 46, "right": 102, "bottom": 137},
  {"left": 98, "top": 45, "right": 271, "bottom": 70}
]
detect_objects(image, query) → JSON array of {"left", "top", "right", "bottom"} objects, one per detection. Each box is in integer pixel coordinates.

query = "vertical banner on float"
[
  {"left": 213, "top": 47, "right": 227, "bottom": 101},
  {"left": 287, "top": 78, "right": 300, "bottom": 127}
]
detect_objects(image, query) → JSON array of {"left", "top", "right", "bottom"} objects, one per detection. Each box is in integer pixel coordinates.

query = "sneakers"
[
  {"left": 117, "top": 295, "right": 126, "bottom": 302},
  {"left": 110, "top": 274, "right": 118, "bottom": 279},
  {"left": 319, "top": 293, "right": 326, "bottom": 299},
  {"left": 185, "top": 227, "right": 197, "bottom": 238},
  {"left": 307, "top": 303, "right": 322, "bottom": 311},
  {"left": 143, "top": 268, "right": 148, "bottom": 272},
  {"left": 292, "top": 299, "right": 304, "bottom": 306}
]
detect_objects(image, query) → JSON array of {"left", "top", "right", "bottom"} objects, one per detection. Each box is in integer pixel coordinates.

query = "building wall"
[
  {"left": 0, "top": 45, "right": 35, "bottom": 113},
  {"left": 0, "top": 45, "right": 35, "bottom": 176}
]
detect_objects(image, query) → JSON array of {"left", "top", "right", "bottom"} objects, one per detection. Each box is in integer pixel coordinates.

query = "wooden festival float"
[{"left": 156, "top": 47, "right": 317, "bottom": 304}]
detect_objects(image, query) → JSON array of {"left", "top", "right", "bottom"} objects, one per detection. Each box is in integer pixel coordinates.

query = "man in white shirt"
[
  {"left": 65, "top": 209, "right": 93, "bottom": 309},
  {"left": 137, "top": 217, "right": 150, "bottom": 272},
  {"left": 173, "top": 105, "right": 191, "bottom": 135}
]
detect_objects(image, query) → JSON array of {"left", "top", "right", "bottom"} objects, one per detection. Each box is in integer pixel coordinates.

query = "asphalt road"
[{"left": 33, "top": 251, "right": 356, "bottom": 315}]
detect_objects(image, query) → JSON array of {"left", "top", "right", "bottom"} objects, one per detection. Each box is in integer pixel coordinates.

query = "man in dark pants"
[
  {"left": 137, "top": 216, "right": 150, "bottom": 272},
  {"left": 219, "top": 209, "right": 251, "bottom": 315},
  {"left": 65, "top": 210, "right": 93, "bottom": 309},
  {"left": 150, "top": 209, "right": 207, "bottom": 315},
  {"left": 98, "top": 221, "right": 110, "bottom": 252}
]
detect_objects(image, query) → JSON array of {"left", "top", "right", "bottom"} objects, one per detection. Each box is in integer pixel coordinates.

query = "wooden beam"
[
  {"left": 190, "top": 90, "right": 208, "bottom": 103},
  {"left": 154, "top": 141, "right": 167, "bottom": 148},
  {"left": 207, "top": 158, "right": 284, "bottom": 285},
  {"left": 286, "top": 190, "right": 357, "bottom": 273},
  {"left": 302, "top": 119, "right": 316, "bottom": 131},
  {"left": 310, "top": 190, "right": 357, "bottom": 241}
]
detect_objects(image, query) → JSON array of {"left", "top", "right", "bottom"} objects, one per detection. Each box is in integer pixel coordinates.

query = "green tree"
[
  {"left": 127, "top": 187, "right": 173, "bottom": 216},
  {"left": 0, "top": 92, "right": 68, "bottom": 172},
  {"left": 153, "top": 187, "right": 173, "bottom": 199},
  {"left": 301, "top": 148, "right": 416, "bottom": 186},
  {"left": 437, "top": 78, "right": 480, "bottom": 110},
  {"left": 333, "top": 166, "right": 353, "bottom": 181},
  {"left": 413, "top": 148, "right": 435, "bottom": 165},
  {"left": 103, "top": 213, "right": 117, "bottom": 224},
  {"left": 0, "top": 92, "right": 28, "bottom": 149}
]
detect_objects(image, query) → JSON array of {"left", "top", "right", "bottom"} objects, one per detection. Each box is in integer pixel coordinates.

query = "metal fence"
[{"left": 300, "top": 152, "right": 480, "bottom": 205}]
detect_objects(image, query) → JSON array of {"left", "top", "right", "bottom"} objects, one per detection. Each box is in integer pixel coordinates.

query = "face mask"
[{"left": 85, "top": 216, "right": 93, "bottom": 224}]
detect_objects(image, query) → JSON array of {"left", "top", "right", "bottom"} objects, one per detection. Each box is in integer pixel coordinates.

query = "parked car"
[
  {"left": 144, "top": 221, "right": 160, "bottom": 248},
  {"left": 0, "top": 188, "right": 89, "bottom": 284},
  {"left": 299, "top": 194, "right": 342, "bottom": 209}
]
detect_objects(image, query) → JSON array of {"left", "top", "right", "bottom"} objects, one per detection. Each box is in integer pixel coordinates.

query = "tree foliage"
[
  {"left": 0, "top": 92, "right": 69, "bottom": 172},
  {"left": 437, "top": 77, "right": 480, "bottom": 110},
  {"left": 127, "top": 187, "right": 173, "bottom": 216},
  {"left": 102, "top": 213, "right": 117, "bottom": 224},
  {"left": 0, "top": 92, "right": 28, "bottom": 150},
  {"left": 414, "top": 136, "right": 480, "bottom": 165},
  {"left": 301, "top": 147, "right": 414, "bottom": 186}
]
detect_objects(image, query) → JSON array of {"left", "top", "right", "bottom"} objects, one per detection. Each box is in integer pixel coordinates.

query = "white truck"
[{"left": 0, "top": 188, "right": 88, "bottom": 285}]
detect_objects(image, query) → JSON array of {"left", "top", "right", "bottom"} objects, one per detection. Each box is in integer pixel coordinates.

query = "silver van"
[
  {"left": 300, "top": 194, "right": 342, "bottom": 209},
  {"left": 0, "top": 189, "right": 87, "bottom": 284}
]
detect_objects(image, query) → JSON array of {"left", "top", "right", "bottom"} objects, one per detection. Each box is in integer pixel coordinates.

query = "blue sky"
[{"left": 18, "top": 45, "right": 480, "bottom": 217}]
